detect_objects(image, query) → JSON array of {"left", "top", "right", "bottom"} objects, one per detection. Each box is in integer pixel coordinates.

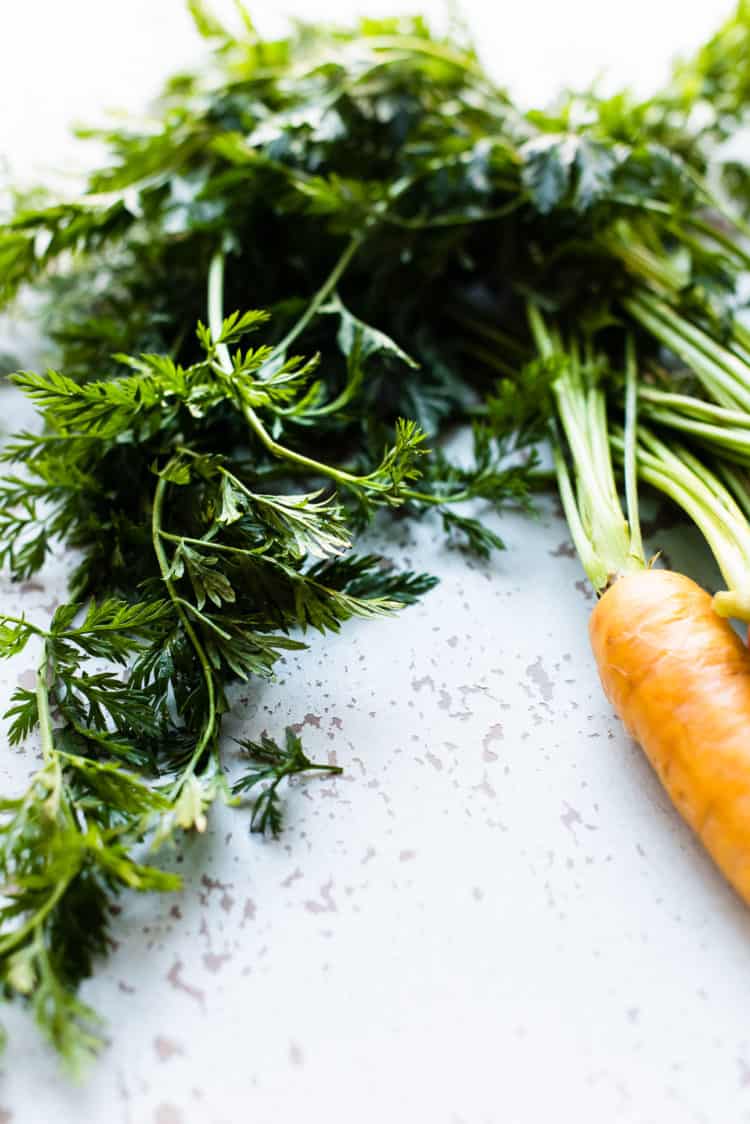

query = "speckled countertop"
[
  {"left": 2, "top": 2, "right": 748, "bottom": 1121},
  {"left": 1, "top": 364, "right": 749, "bottom": 1123}
]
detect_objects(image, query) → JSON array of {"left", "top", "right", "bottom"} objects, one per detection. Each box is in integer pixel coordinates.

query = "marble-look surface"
[
  {"left": 1, "top": 1, "right": 747, "bottom": 1119},
  {"left": 0, "top": 372, "right": 749, "bottom": 1123}
]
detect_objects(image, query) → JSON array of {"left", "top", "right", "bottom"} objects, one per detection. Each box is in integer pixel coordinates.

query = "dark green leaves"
[
  {"left": 520, "top": 133, "right": 621, "bottom": 214},
  {"left": 233, "top": 727, "right": 341, "bottom": 836}
]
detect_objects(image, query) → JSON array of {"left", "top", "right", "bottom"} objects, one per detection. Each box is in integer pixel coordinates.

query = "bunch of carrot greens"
[{"left": 4, "top": 0, "right": 750, "bottom": 1071}]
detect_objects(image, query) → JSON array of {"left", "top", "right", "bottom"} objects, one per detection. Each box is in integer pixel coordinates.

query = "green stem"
[
  {"left": 206, "top": 251, "right": 399, "bottom": 496},
  {"left": 639, "top": 386, "right": 750, "bottom": 426},
  {"left": 623, "top": 335, "right": 643, "bottom": 562},
  {"left": 686, "top": 215, "right": 750, "bottom": 273},
  {"left": 552, "top": 436, "right": 606, "bottom": 589},
  {"left": 151, "top": 472, "right": 217, "bottom": 793},
  {"left": 269, "top": 234, "right": 362, "bottom": 360},
  {"left": 606, "top": 228, "right": 688, "bottom": 292},
  {"left": 35, "top": 643, "right": 55, "bottom": 767},
  {"left": 624, "top": 292, "right": 750, "bottom": 412},
  {"left": 717, "top": 462, "right": 750, "bottom": 522},
  {"left": 639, "top": 406, "right": 750, "bottom": 461},
  {"left": 240, "top": 406, "right": 363, "bottom": 486},
  {"left": 527, "top": 302, "right": 553, "bottom": 359},
  {"left": 0, "top": 613, "right": 46, "bottom": 638},
  {"left": 529, "top": 303, "right": 640, "bottom": 589}
]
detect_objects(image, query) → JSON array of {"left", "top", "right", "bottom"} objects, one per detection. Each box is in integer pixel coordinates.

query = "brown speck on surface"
[
  {"left": 291, "top": 712, "right": 322, "bottom": 733},
  {"left": 170, "top": 904, "right": 183, "bottom": 920},
  {"left": 241, "top": 898, "right": 257, "bottom": 925},
  {"left": 281, "top": 867, "right": 303, "bottom": 888},
  {"left": 154, "top": 1035, "right": 183, "bottom": 1061},
  {"left": 561, "top": 802, "right": 597, "bottom": 842},
  {"left": 482, "top": 722, "right": 504, "bottom": 762},
  {"left": 399, "top": 849, "right": 416, "bottom": 862},
  {"left": 305, "top": 878, "right": 337, "bottom": 913},
  {"left": 118, "top": 980, "right": 136, "bottom": 994},
  {"left": 575, "top": 579, "right": 595, "bottom": 602},
  {"left": 16, "top": 668, "right": 36, "bottom": 691},
  {"left": 166, "top": 960, "right": 205, "bottom": 1009},
  {"left": 202, "top": 951, "right": 231, "bottom": 974},
  {"left": 154, "top": 1106, "right": 182, "bottom": 1124},
  {"left": 473, "top": 773, "right": 496, "bottom": 800},
  {"left": 289, "top": 1041, "right": 304, "bottom": 1067},
  {"left": 219, "top": 892, "right": 235, "bottom": 914},
  {"left": 0, "top": 1109, "right": 13, "bottom": 1123},
  {"left": 200, "top": 873, "right": 231, "bottom": 895},
  {"left": 525, "top": 655, "right": 554, "bottom": 702},
  {"left": 549, "top": 539, "right": 576, "bottom": 558}
]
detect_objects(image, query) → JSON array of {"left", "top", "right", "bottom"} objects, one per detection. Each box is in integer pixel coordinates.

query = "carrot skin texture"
[{"left": 590, "top": 569, "right": 750, "bottom": 904}]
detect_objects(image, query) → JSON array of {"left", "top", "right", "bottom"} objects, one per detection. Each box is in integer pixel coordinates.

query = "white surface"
[
  {"left": 2, "top": 4, "right": 750, "bottom": 1124},
  {"left": 0, "top": 0, "right": 736, "bottom": 182}
]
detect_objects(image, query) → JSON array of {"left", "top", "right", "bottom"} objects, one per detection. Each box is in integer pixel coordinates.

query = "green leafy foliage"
[
  {"left": 233, "top": 727, "right": 341, "bottom": 837},
  {"left": 0, "top": 0, "right": 748, "bottom": 1075}
]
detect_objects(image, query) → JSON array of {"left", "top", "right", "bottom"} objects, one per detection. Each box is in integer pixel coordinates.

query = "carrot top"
[{"left": 528, "top": 304, "right": 645, "bottom": 594}]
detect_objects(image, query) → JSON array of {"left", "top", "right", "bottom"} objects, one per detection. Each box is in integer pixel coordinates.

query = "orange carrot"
[
  {"left": 528, "top": 303, "right": 750, "bottom": 904},
  {"left": 590, "top": 569, "right": 750, "bottom": 903}
]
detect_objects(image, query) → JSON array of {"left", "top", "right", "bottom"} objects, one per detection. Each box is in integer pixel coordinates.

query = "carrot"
[
  {"left": 528, "top": 303, "right": 750, "bottom": 904},
  {"left": 591, "top": 569, "right": 750, "bottom": 903}
]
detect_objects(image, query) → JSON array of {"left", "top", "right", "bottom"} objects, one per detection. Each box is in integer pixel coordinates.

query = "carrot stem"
[{"left": 529, "top": 302, "right": 644, "bottom": 592}]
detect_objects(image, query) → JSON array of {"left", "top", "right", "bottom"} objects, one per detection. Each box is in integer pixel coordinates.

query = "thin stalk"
[
  {"left": 624, "top": 294, "right": 750, "bottom": 411},
  {"left": 0, "top": 613, "right": 46, "bottom": 637},
  {"left": 552, "top": 437, "right": 605, "bottom": 590},
  {"left": 151, "top": 472, "right": 217, "bottom": 798},
  {"left": 717, "top": 462, "right": 750, "bottom": 522},
  {"left": 731, "top": 319, "right": 750, "bottom": 362},
  {"left": 35, "top": 643, "right": 55, "bottom": 767},
  {"left": 686, "top": 215, "right": 750, "bottom": 272},
  {"left": 527, "top": 302, "right": 553, "bottom": 360},
  {"left": 630, "top": 291, "right": 750, "bottom": 403},
  {"left": 207, "top": 251, "right": 233, "bottom": 372},
  {"left": 641, "top": 407, "right": 750, "bottom": 461},
  {"left": 639, "top": 386, "right": 750, "bottom": 426},
  {"left": 623, "top": 335, "right": 643, "bottom": 562},
  {"left": 206, "top": 250, "right": 399, "bottom": 495},
  {"left": 272, "top": 234, "right": 362, "bottom": 358},
  {"left": 605, "top": 230, "right": 688, "bottom": 292},
  {"left": 639, "top": 428, "right": 750, "bottom": 542}
]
